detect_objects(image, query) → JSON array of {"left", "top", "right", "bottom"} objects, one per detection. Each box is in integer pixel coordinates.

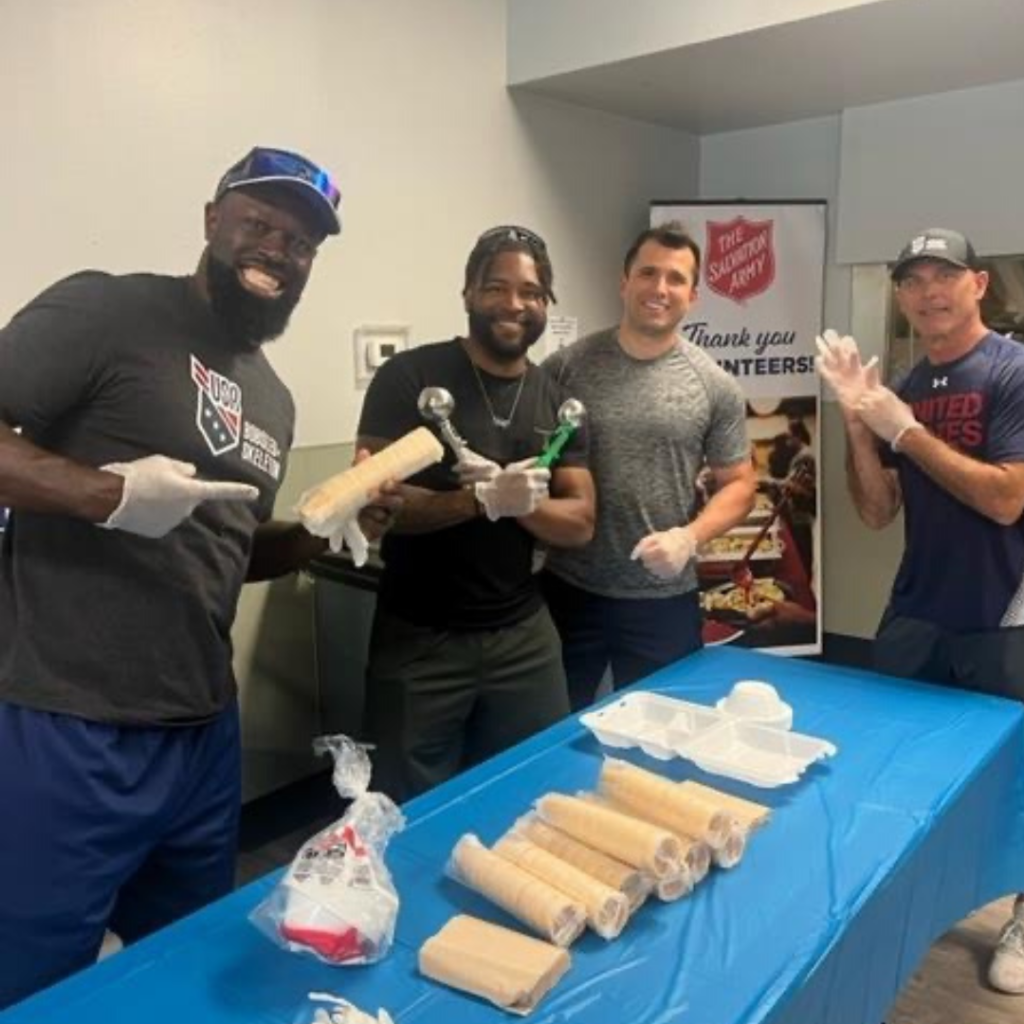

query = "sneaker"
[{"left": 989, "top": 901, "right": 1024, "bottom": 994}]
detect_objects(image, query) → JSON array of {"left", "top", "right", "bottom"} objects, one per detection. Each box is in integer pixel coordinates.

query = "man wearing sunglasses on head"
[
  {"left": 0, "top": 147, "right": 388, "bottom": 1008},
  {"left": 817, "top": 227, "right": 1024, "bottom": 996},
  {"left": 356, "top": 226, "right": 595, "bottom": 802}
]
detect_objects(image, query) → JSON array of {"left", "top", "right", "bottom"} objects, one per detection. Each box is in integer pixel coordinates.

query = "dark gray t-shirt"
[
  {"left": 0, "top": 272, "right": 294, "bottom": 724},
  {"left": 544, "top": 328, "right": 749, "bottom": 598}
]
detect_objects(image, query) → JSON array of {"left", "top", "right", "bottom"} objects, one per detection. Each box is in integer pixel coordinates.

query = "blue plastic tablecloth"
[{"left": 6, "top": 648, "right": 1024, "bottom": 1024}]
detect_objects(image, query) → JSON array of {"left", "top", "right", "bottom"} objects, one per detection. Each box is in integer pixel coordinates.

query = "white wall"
[
  {"left": 837, "top": 79, "right": 1024, "bottom": 265},
  {"left": 507, "top": 0, "right": 892, "bottom": 83},
  {"left": 1, "top": 0, "right": 699, "bottom": 449}
]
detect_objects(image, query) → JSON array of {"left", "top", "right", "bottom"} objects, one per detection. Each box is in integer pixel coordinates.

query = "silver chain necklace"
[{"left": 469, "top": 358, "right": 527, "bottom": 429}]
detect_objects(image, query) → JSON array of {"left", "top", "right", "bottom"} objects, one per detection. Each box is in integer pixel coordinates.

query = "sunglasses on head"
[
  {"left": 477, "top": 225, "right": 547, "bottom": 252},
  {"left": 220, "top": 148, "right": 341, "bottom": 209}
]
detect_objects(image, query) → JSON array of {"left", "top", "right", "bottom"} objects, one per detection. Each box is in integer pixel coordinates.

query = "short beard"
[
  {"left": 206, "top": 253, "right": 299, "bottom": 350},
  {"left": 468, "top": 309, "right": 546, "bottom": 364}
]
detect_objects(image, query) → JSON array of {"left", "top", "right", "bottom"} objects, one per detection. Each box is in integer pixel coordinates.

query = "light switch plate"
[{"left": 353, "top": 324, "right": 409, "bottom": 387}]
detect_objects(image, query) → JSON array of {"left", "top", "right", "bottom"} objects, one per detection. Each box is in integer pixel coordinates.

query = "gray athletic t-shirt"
[
  {"left": 544, "top": 328, "right": 748, "bottom": 598},
  {"left": 0, "top": 272, "right": 294, "bottom": 725}
]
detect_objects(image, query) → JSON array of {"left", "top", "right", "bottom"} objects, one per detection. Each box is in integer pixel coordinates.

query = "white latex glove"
[
  {"left": 99, "top": 455, "right": 258, "bottom": 539},
  {"left": 814, "top": 329, "right": 879, "bottom": 409},
  {"left": 474, "top": 457, "right": 550, "bottom": 521},
  {"left": 307, "top": 992, "right": 395, "bottom": 1024},
  {"left": 630, "top": 526, "right": 698, "bottom": 580},
  {"left": 454, "top": 446, "right": 501, "bottom": 485},
  {"left": 854, "top": 382, "right": 923, "bottom": 449},
  {"left": 327, "top": 518, "right": 370, "bottom": 566}
]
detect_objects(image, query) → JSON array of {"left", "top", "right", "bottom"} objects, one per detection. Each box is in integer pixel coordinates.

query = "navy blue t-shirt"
[{"left": 885, "top": 332, "right": 1024, "bottom": 630}]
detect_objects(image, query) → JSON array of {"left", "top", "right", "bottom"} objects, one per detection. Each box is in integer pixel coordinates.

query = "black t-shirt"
[
  {"left": 0, "top": 272, "right": 295, "bottom": 724},
  {"left": 358, "top": 338, "right": 585, "bottom": 629}
]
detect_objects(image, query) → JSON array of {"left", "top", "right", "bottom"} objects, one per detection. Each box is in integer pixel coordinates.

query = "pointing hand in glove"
[
  {"left": 854, "top": 367, "right": 923, "bottom": 450},
  {"left": 454, "top": 446, "right": 501, "bottom": 485},
  {"left": 99, "top": 454, "right": 258, "bottom": 539},
  {"left": 815, "top": 329, "right": 878, "bottom": 410},
  {"left": 474, "top": 457, "right": 551, "bottom": 521},
  {"left": 630, "top": 525, "right": 698, "bottom": 580}
]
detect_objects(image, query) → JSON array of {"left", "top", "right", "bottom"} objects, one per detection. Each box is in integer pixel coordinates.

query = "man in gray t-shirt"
[{"left": 543, "top": 221, "right": 755, "bottom": 709}]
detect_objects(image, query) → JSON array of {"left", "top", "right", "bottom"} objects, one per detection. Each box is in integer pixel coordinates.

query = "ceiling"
[{"left": 510, "top": 0, "right": 1024, "bottom": 135}]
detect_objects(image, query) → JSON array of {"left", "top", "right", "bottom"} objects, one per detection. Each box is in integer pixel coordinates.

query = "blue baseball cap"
[{"left": 215, "top": 146, "right": 342, "bottom": 236}]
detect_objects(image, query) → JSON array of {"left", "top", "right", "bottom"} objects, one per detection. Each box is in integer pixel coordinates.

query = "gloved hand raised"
[
  {"left": 474, "top": 457, "right": 550, "bottom": 521},
  {"left": 631, "top": 526, "right": 698, "bottom": 580},
  {"left": 815, "top": 329, "right": 878, "bottom": 410},
  {"left": 854, "top": 368, "right": 923, "bottom": 450},
  {"left": 454, "top": 446, "right": 501, "bottom": 485},
  {"left": 99, "top": 455, "right": 259, "bottom": 539}
]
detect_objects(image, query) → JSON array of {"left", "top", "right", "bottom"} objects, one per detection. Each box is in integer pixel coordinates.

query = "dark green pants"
[{"left": 364, "top": 604, "right": 569, "bottom": 802}]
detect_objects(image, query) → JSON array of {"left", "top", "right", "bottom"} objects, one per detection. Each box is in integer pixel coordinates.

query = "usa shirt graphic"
[{"left": 190, "top": 355, "right": 242, "bottom": 456}]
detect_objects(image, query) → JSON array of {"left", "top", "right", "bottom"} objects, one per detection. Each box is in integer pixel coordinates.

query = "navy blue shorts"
[
  {"left": 0, "top": 701, "right": 241, "bottom": 1010},
  {"left": 542, "top": 572, "right": 704, "bottom": 711}
]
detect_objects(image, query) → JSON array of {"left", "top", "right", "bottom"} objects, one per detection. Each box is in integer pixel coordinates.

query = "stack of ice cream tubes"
[{"left": 417, "top": 757, "right": 770, "bottom": 1014}]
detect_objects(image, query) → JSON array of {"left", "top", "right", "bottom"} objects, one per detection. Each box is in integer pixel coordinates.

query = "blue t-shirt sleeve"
[{"left": 986, "top": 354, "right": 1024, "bottom": 464}]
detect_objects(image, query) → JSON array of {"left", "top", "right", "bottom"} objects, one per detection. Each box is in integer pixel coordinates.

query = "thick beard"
[
  {"left": 206, "top": 253, "right": 299, "bottom": 350},
  {"left": 468, "top": 309, "right": 546, "bottom": 364}
]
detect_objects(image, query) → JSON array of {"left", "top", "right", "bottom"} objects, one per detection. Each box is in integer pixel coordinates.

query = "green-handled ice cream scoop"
[{"left": 536, "top": 399, "right": 586, "bottom": 469}]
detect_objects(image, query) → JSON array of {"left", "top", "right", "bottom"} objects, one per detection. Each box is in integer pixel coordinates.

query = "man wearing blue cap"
[
  {"left": 0, "top": 147, "right": 365, "bottom": 1007},
  {"left": 817, "top": 227, "right": 1024, "bottom": 995}
]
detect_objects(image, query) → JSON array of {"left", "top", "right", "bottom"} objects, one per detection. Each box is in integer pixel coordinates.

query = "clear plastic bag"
[{"left": 251, "top": 736, "right": 405, "bottom": 965}]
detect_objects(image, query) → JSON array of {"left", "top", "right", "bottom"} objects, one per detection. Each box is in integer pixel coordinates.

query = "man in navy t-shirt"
[{"left": 817, "top": 227, "right": 1024, "bottom": 996}]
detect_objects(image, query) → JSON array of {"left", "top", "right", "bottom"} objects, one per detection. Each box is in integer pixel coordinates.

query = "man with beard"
[
  {"left": 542, "top": 222, "right": 756, "bottom": 710},
  {"left": 356, "top": 225, "right": 595, "bottom": 800},
  {"left": 0, "top": 147, "right": 373, "bottom": 1008}
]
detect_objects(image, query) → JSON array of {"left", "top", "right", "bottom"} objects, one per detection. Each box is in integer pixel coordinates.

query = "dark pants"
[
  {"left": 363, "top": 604, "right": 570, "bottom": 803},
  {"left": 542, "top": 572, "right": 704, "bottom": 711},
  {"left": 875, "top": 610, "right": 1024, "bottom": 702},
  {"left": 0, "top": 701, "right": 241, "bottom": 1010}
]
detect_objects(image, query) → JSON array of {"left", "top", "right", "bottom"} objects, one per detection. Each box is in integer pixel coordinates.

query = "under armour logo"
[{"left": 932, "top": 377, "right": 949, "bottom": 389}]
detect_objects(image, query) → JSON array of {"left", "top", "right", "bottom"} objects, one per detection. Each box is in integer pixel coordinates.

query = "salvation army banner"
[{"left": 651, "top": 201, "right": 825, "bottom": 656}]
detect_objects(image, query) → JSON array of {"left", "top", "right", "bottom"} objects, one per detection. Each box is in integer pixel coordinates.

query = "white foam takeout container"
[{"left": 580, "top": 692, "right": 836, "bottom": 788}]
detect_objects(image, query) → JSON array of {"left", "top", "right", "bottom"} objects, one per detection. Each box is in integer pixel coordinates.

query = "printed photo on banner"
[
  {"left": 651, "top": 201, "right": 825, "bottom": 656},
  {"left": 696, "top": 398, "right": 818, "bottom": 653}
]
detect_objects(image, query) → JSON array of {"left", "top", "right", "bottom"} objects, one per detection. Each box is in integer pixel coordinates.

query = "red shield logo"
[{"left": 704, "top": 217, "right": 776, "bottom": 304}]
